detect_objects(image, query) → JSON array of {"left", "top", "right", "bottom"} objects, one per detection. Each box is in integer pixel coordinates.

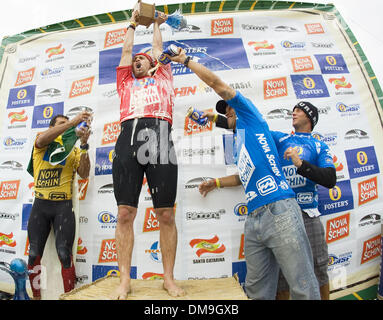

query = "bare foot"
[
  {"left": 163, "top": 280, "right": 185, "bottom": 297},
  {"left": 112, "top": 282, "right": 131, "bottom": 300}
]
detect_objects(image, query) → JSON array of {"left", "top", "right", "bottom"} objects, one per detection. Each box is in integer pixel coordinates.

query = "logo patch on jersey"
[
  {"left": 256, "top": 175, "right": 278, "bottom": 196},
  {"left": 238, "top": 145, "right": 255, "bottom": 189}
]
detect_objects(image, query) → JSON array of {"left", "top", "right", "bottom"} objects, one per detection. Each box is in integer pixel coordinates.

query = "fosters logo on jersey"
[{"left": 318, "top": 180, "right": 354, "bottom": 215}]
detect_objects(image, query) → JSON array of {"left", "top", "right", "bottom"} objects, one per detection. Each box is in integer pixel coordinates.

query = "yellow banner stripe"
[
  {"left": 75, "top": 19, "right": 84, "bottom": 27},
  {"left": 289, "top": 2, "right": 296, "bottom": 9},
  {"left": 191, "top": 2, "right": 196, "bottom": 14},
  {"left": 219, "top": 1, "right": 225, "bottom": 12},
  {"left": 164, "top": 5, "right": 169, "bottom": 15},
  {"left": 352, "top": 292, "right": 363, "bottom": 300},
  {"left": 250, "top": 1, "right": 258, "bottom": 10},
  {"left": 107, "top": 13, "right": 116, "bottom": 23},
  {"left": 354, "top": 41, "right": 359, "bottom": 46},
  {"left": 39, "top": 28, "right": 47, "bottom": 33}
]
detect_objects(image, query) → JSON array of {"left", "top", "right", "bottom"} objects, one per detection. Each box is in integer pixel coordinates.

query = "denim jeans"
[{"left": 244, "top": 197, "right": 320, "bottom": 300}]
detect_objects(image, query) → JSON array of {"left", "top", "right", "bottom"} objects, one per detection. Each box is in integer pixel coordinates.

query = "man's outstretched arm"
[
  {"left": 169, "top": 48, "right": 236, "bottom": 101},
  {"left": 119, "top": 10, "right": 139, "bottom": 67}
]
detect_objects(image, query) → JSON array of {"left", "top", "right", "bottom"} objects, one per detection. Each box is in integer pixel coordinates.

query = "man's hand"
[
  {"left": 70, "top": 111, "right": 92, "bottom": 127},
  {"left": 155, "top": 11, "right": 167, "bottom": 25},
  {"left": 131, "top": 10, "right": 140, "bottom": 25},
  {"left": 199, "top": 179, "right": 217, "bottom": 197},
  {"left": 167, "top": 47, "right": 187, "bottom": 64},
  {"left": 284, "top": 147, "right": 303, "bottom": 168},
  {"left": 201, "top": 111, "right": 217, "bottom": 122},
  {"left": 77, "top": 126, "right": 91, "bottom": 145}
]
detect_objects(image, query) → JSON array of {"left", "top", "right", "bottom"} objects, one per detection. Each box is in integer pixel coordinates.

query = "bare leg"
[
  {"left": 113, "top": 205, "right": 137, "bottom": 300},
  {"left": 320, "top": 283, "right": 329, "bottom": 300},
  {"left": 156, "top": 207, "right": 185, "bottom": 297}
]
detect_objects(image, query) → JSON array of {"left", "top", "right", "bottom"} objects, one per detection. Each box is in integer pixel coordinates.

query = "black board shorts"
[{"left": 112, "top": 117, "right": 178, "bottom": 208}]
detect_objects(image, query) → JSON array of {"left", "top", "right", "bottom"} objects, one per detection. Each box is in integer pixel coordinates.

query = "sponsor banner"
[
  {"left": 31, "top": 102, "right": 64, "bottom": 129},
  {"left": 318, "top": 180, "right": 354, "bottom": 216},
  {"left": 95, "top": 146, "right": 114, "bottom": 175},
  {"left": 99, "top": 38, "right": 249, "bottom": 85},
  {"left": 1, "top": 7, "right": 383, "bottom": 296},
  {"left": 345, "top": 146, "right": 380, "bottom": 179},
  {"left": 291, "top": 74, "right": 330, "bottom": 99},
  {"left": 7, "top": 85, "right": 36, "bottom": 109}
]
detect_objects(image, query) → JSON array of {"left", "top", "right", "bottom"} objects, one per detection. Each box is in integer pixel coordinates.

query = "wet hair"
[{"left": 49, "top": 115, "right": 69, "bottom": 127}]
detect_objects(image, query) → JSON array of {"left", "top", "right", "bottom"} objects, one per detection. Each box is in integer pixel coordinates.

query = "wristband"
[
  {"left": 80, "top": 143, "right": 89, "bottom": 150},
  {"left": 212, "top": 114, "right": 218, "bottom": 123},
  {"left": 215, "top": 178, "right": 221, "bottom": 189},
  {"left": 183, "top": 56, "right": 191, "bottom": 67}
]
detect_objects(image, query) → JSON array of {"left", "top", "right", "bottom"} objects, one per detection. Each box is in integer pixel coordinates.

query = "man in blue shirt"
[
  {"left": 206, "top": 101, "right": 336, "bottom": 299},
  {"left": 168, "top": 49, "right": 320, "bottom": 299}
]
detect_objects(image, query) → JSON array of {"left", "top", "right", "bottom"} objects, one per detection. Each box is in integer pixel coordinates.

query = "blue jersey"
[
  {"left": 227, "top": 91, "right": 295, "bottom": 213},
  {"left": 271, "top": 131, "right": 335, "bottom": 214}
]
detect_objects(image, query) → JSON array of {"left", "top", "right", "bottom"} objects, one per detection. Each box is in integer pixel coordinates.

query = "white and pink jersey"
[{"left": 116, "top": 64, "right": 175, "bottom": 125}]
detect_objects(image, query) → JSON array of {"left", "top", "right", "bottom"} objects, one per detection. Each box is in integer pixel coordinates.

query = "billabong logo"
[
  {"left": 257, "top": 175, "right": 277, "bottom": 196},
  {"left": 189, "top": 235, "right": 226, "bottom": 257}
]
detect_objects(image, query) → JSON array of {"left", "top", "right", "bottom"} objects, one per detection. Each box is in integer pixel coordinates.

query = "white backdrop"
[{"left": 0, "top": 2, "right": 382, "bottom": 299}]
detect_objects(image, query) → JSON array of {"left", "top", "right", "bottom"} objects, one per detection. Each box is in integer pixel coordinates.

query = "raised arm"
[
  {"left": 119, "top": 10, "right": 140, "bottom": 67},
  {"left": 169, "top": 48, "right": 236, "bottom": 101},
  {"left": 35, "top": 111, "right": 91, "bottom": 149},
  {"left": 151, "top": 12, "right": 167, "bottom": 60}
]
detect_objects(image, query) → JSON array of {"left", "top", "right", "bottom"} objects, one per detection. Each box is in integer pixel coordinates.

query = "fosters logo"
[
  {"left": 7, "top": 85, "right": 36, "bottom": 109},
  {"left": 291, "top": 74, "right": 329, "bottom": 99},
  {"left": 345, "top": 146, "right": 380, "bottom": 179},
  {"left": 0, "top": 180, "right": 20, "bottom": 200},
  {"left": 318, "top": 180, "right": 354, "bottom": 215},
  {"left": 361, "top": 235, "right": 381, "bottom": 264},
  {"left": 211, "top": 18, "right": 233, "bottom": 36},
  {"left": 326, "top": 213, "right": 350, "bottom": 243}
]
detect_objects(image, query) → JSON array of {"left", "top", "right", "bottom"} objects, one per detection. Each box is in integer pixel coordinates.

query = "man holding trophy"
[{"left": 112, "top": 3, "right": 185, "bottom": 299}]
